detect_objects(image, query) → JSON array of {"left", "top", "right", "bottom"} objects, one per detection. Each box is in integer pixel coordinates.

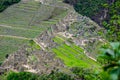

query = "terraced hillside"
[
  {"left": 52, "top": 36, "right": 100, "bottom": 69},
  {"left": 0, "top": 0, "right": 105, "bottom": 79},
  {"left": 0, "top": 0, "right": 68, "bottom": 62}
]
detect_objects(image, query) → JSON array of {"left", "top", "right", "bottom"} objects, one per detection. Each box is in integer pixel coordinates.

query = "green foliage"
[
  {"left": 0, "top": 71, "right": 74, "bottom": 80},
  {"left": 99, "top": 42, "right": 120, "bottom": 80},
  {"left": 39, "top": 71, "right": 74, "bottom": 80},
  {"left": 0, "top": 61, "right": 2, "bottom": 66},
  {"left": 71, "top": 67, "right": 101, "bottom": 80},
  {"left": 0, "top": 0, "right": 21, "bottom": 12},
  {"left": 65, "top": 0, "right": 120, "bottom": 41},
  {"left": 63, "top": 0, "right": 77, "bottom": 5},
  {"left": 100, "top": 71, "right": 111, "bottom": 80},
  {"left": 103, "top": 1, "right": 120, "bottom": 41},
  {"left": 64, "top": 0, "right": 106, "bottom": 17},
  {"left": 6, "top": 72, "right": 39, "bottom": 80},
  {"left": 28, "top": 40, "right": 41, "bottom": 50}
]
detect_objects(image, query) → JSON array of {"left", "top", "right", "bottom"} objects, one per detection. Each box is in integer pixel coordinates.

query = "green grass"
[
  {"left": 0, "top": 36, "right": 29, "bottom": 62},
  {"left": 0, "top": 26, "right": 40, "bottom": 38},
  {"left": 53, "top": 36, "right": 65, "bottom": 43},
  {"left": 0, "top": 1, "right": 68, "bottom": 30},
  {"left": 52, "top": 36, "right": 100, "bottom": 69}
]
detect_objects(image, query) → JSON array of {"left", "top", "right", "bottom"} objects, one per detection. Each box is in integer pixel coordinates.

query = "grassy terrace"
[
  {"left": 0, "top": 1, "right": 67, "bottom": 30},
  {"left": 0, "top": 26, "right": 40, "bottom": 38},
  {"left": 0, "top": 36, "right": 29, "bottom": 62},
  {"left": 0, "top": 0, "right": 68, "bottom": 62},
  {"left": 52, "top": 36, "right": 100, "bottom": 69}
]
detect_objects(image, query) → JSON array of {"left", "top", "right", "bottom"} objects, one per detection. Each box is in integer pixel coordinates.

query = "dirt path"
[
  {"left": 0, "top": 35, "right": 31, "bottom": 40},
  {"left": 33, "top": 39, "right": 46, "bottom": 50},
  {"left": 0, "top": 24, "right": 40, "bottom": 32}
]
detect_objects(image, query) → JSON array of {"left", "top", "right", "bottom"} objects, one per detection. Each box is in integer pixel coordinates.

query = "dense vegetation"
[
  {"left": 0, "top": 71, "right": 74, "bottom": 80},
  {"left": 102, "top": 0, "right": 120, "bottom": 41},
  {"left": 0, "top": 0, "right": 21, "bottom": 12},
  {"left": 64, "top": 0, "right": 120, "bottom": 41},
  {"left": 64, "top": 0, "right": 107, "bottom": 17},
  {"left": 99, "top": 42, "right": 120, "bottom": 80}
]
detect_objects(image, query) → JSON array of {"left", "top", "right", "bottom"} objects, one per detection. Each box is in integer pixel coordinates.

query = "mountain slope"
[
  {"left": 0, "top": 0, "right": 67, "bottom": 62},
  {"left": 0, "top": 0, "right": 106, "bottom": 78}
]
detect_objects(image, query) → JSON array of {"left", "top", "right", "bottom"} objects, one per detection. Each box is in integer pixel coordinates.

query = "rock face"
[{"left": 1, "top": 0, "right": 104, "bottom": 74}]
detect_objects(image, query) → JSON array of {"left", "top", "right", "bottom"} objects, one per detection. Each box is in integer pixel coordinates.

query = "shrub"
[
  {"left": 1, "top": 71, "right": 74, "bottom": 80},
  {"left": 103, "top": 1, "right": 120, "bottom": 41},
  {"left": 99, "top": 42, "right": 120, "bottom": 80},
  {"left": 39, "top": 71, "right": 74, "bottom": 80},
  {"left": 71, "top": 67, "right": 100, "bottom": 80},
  {"left": 6, "top": 72, "right": 38, "bottom": 80}
]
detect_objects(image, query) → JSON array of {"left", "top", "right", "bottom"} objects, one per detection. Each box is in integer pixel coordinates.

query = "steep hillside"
[
  {"left": 0, "top": 0, "right": 68, "bottom": 62},
  {"left": 0, "top": 0, "right": 107, "bottom": 79},
  {"left": 64, "top": 0, "right": 120, "bottom": 41}
]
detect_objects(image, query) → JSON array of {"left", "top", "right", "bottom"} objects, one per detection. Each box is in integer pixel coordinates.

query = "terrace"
[{"left": 0, "top": 0, "right": 68, "bottom": 62}]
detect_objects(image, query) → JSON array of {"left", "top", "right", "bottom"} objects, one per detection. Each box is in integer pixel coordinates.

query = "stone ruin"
[
  {"left": 1, "top": 45, "right": 65, "bottom": 74},
  {"left": 0, "top": 0, "right": 105, "bottom": 75}
]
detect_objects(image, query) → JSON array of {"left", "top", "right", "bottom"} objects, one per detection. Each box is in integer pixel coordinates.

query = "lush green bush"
[
  {"left": 99, "top": 42, "right": 120, "bottom": 80},
  {"left": 0, "top": 0, "right": 21, "bottom": 12},
  {"left": 39, "top": 71, "right": 74, "bottom": 80},
  {"left": 0, "top": 71, "right": 74, "bottom": 80},
  {"left": 71, "top": 67, "right": 101, "bottom": 80},
  {"left": 6, "top": 72, "right": 38, "bottom": 80}
]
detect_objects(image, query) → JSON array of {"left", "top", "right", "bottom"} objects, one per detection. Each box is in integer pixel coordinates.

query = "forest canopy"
[
  {"left": 64, "top": 0, "right": 120, "bottom": 41},
  {"left": 0, "top": 0, "right": 21, "bottom": 12}
]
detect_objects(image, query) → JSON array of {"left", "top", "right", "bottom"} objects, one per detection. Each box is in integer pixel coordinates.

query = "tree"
[
  {"left": 0, "top": 0, "right": 21, "bottom": 12},
  {"left": 103, "top": 0, "right": 120, "bottom": 41}
]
